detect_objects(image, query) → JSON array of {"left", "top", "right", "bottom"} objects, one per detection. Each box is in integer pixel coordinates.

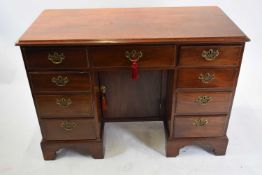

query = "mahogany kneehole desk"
[{"left": 16, "top": 7, "right": 249, "bottom": 160}]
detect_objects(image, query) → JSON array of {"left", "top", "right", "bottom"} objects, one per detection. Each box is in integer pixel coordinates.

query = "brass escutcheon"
[
  {"left": 202, "top": 49, "right": 219, "bottom": 61},
  {"left": 48, "top": 52, "right": 65, "bottom": 64},
  {"left": 100, "top": 85, "right": 106, "bottom": 94},
  {"left": 195, "top": 96, "right": 212, "bottom": 105},
  {"left": 198, "top": 72, "right": 215, "bottom": 84},
  {"left": 51, "top": 76, "right": 69, "bottom": 86},
  {"left": 56, "top": 97, "right": 72, "bottom": 108},
  {"left": 193, "top": 118, "right": 208, "bottom": 127},
  {"left": 125, "top": 50, "right": 143, "bottom": 62},
  {"left": 61, "top": 121, "right": 77, "bottom": 131}
]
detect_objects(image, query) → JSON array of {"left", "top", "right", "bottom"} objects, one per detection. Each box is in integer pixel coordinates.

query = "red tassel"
[
  {"left": 131, "top": 61, "right": 138, "bottom": 80},
  {"left": 101, "top": 95, "right": 107, "bottom": 112}
]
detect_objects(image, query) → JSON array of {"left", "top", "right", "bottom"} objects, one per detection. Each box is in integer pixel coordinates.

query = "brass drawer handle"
[
  {"left": 198, "top": 72, "right": 215, "bottom": 84},
  {"left": 61, "top": 121, "right": 77, "bottom": 131},
  {"left": 202, "top": 49, "right": 219, "bottom": 61},
  {"left": 51, "top": 76, "right": 69, "bottom": 86},
  {"left": 48, "top": 52, "right": 65, "bottom": 64},
  {"left": 56, "top": 97, "right": 72, "bottom": 107},
  {"left": 193, "top": 118, "right": 208, "bottom": 127},
  {"left": 195, "top": 96, "right": 212, "bottom": 105},
  {"left": 125, "top": 50, "right": 143, "bottom": 62}
]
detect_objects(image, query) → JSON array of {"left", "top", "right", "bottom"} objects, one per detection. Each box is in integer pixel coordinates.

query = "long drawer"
[
  {"left": 174, "top": 115, "right": 227, "bottom": 138},
  {"left": 178, "top": 45, "right": 242, "bottom": 66},
  {"left": 175, "top": 91, "right": 232, "bottom": 114},
  {"left": 177, "top": 68, "right": 238, "bottom": 88},
  {"left": 29, "top": 72, "right": 91, "bottom": 93},
  {"left": 23, "top": 47, "right": 88, "bottom": 70},
  {"left": 40, "top": 118, "right": 97, "bottom": 140},
  {"left": 89, "top": 45, "right": 176, "bottom": 68},
  {"left": 35, "top": 94, "right": 94, "bottom": 118}
]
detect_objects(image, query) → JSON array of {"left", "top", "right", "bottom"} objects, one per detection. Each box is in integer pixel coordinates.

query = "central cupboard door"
[{"left": 99, "top": 70, "right": 165, "bottom": 120}]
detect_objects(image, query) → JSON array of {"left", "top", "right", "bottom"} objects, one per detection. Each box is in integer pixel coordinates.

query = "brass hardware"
[
  {"left": 202, "top": 49, "right": 219, "bottom": 61},
  {"left": 125, "top": 50, "right": 143, "bottom": 62},
  {"left": 61, "top": 121, "right": 77, "bottom": 131},
  {"left": 51, "top": 76, "right": 69, "bottom": 86},
  {"left": 198, "top": 72, "right": 215, "bottom": 84},
  {"left": 48, "top": 52, "right": 65, "bottom": 64},
  {"left": 196, "top": 96, "right": 212, "bottom": 105},
  {"left": 100, "top": 85, "right": 106, "bottom": 94},
  {"left": 56, "top": 97, "right": 72, "bottom": 107},
  {"left": 193, "top": 118, "right": 208, "bottom": 127}
]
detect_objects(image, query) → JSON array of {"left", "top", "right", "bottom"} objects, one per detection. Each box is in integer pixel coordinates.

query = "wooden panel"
[
  {"left": 90, "top": 45, "right": 175, "bottom": 68},
  {"left": 23, "top": 47, "right": 88, "bottom": 70},
  {"left": 16, "top": 7, "right": 249, "bottom": 46},
  {"left": 99, "top": 70, "right": 163, "bottom": 120},
  {"left": 35, "top": 94, "right": 94, "bottom": 118},
  {"left": 177, "top": 68, "right": 237, "bottom": 88},
  {"left": 179, "top": 45, "right": 243, "bottom": 66},
  {"left": 176, "top": 92, "right": 232, "bottom": 114},
  {"left": 174, "top": 115, "right": 227, "bottom": 138},
  {"left": 41, "top": 118, "right": 97, "bottom": 140},
  {"left": 29, "top": 72, "right": 91, "bottom": 93}
]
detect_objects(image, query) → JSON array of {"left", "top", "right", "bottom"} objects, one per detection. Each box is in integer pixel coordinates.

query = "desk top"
[{"left": 17, "top": 7, "right": 249, "bottom": 46}]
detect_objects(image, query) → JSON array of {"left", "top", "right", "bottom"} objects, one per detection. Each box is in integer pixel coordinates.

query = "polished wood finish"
[
  {"left": 40, "top": 118, "right": 97, "bottom": 140},
  {"left": 89, "top": 45, "right": 175, "bottom": 68},
  {"left": 174, "top": 115, "right": 227, "bottom": 138},
  {"left": 175, "top": 92, "right": 232, "bottom": 114},
  {"left": 41, "top": 139, "right": 104, "bottom": 160},
  {"left": 23, "top": 47, "right": 88, "bottom": 70},
  {"left": 35, "top": 94, "right": 94, "bottom": 118},
  {"left": 29, "top": 72, "right": 91, "bottom": 93},
  {"left": 179, "top": 45, "right": 243, "bottom": 66},
  {"left": 177, "top": 68, "right": 238, "bottom": 88},
  {"left": 166, "top": 136, "right": 229, "bottom": 157},
  {"left": 16, "top": 7, "right": 248, "bottom": 46},
  {"left": 99, "top": 70, "right": 163, "bottom": 120},
  {"left": 17, "top": 7, "right": 249, "bottom": 160}
]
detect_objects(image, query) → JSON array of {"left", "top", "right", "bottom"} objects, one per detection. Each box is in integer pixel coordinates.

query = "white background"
[{"left": 0, "top": 0, "right": 262, "bottom": 175}]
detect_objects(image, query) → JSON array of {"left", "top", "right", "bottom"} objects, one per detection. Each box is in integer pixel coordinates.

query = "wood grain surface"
[{"left": 16, "top": 7, "right": 249, "bottom": 45}]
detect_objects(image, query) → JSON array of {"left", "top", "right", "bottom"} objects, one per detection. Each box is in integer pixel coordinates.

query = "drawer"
[
  {"left": 174, "top": 115, "right": 227, "bottom": 138},
  {"left": 29, "top": 72, "right": 91, "bottom": 93},
  {"left": 89, "top": 45, "right": 175, "bottom": 68},
  {"left": 35, "top": 95, "right": 94, "bottom": 118},
  {"left": 41, "top": 118, "right": 97, "bottom": 140},
  {"left": 179, "top": 45, "right": 242, "bottom": 66},
  {"left": 176, "top": 92, "right": 232, "bottom": 114},
  {"left": 177, "top": 68, "right": 238, "bottom": 88},
  {"left": 23, "top": 47, "right": 88, "bottom": 70}
]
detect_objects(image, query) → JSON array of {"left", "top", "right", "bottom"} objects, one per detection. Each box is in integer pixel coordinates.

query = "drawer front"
[
  {"left": 35, "top": 95, "right": 94, "bottom": 118},
  {"left": 179, "top": 45, "right": 242, "bottom": 66},
  {"left": 174, "top": 115, "right": 227, "bottom": 138},
  {"left": 89, "top": 45, "right": 175, "bottom": 67},
  {"left": 41, "top": 119, "right": 97, "bottom": 140},
  {"left": 29, "top": 72, "right": 91, "bottom": 93},
  {"left": 23, "top": 47, "right": 88, "bottom": 70},
  {"left": 176, "top": 92, "right": 232, "bottom": 114},
  {"left": 177, "top": 68, "right": 237, "bottom": 88}
]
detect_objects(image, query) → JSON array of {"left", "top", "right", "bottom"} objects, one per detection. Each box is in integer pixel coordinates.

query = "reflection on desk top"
[{"left": 16, "top": 6, "right": 249, "bottom": 46}]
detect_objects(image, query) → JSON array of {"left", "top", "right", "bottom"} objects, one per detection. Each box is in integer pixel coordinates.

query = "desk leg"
[
  {"left": 166, "top": 136, "right": 228, "bottom": 157},
  {"left": 41, "top": 139, "right": 104, "bottom": 160}
]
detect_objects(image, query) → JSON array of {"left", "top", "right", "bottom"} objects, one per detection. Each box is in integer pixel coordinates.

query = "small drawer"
[
  {"left": 179, "top": 45, "right": 243, "bottom": 66},
  {"left": 29, "top": 72, "right": 91, "bottom": 93},
  {"left": 176, "top": 92, "right": 232, "bottom": 114},
  {"left": 174, "top": 115, "right": 227, "bottom": 138},
  {"left": 35, "top": 94, "right": 94, "bottom": 118},
  {"left": 23, "top": 47, "right": 88, "bottom": 70},
  {"left": 177, "top": 68, "right": 237, "bottom": 88},
  {"left": 89, "top": 45, "right": 175, "bottom": 68},
  {"left": 40, "top": 118, "right": 97, "bottom": 140}
]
